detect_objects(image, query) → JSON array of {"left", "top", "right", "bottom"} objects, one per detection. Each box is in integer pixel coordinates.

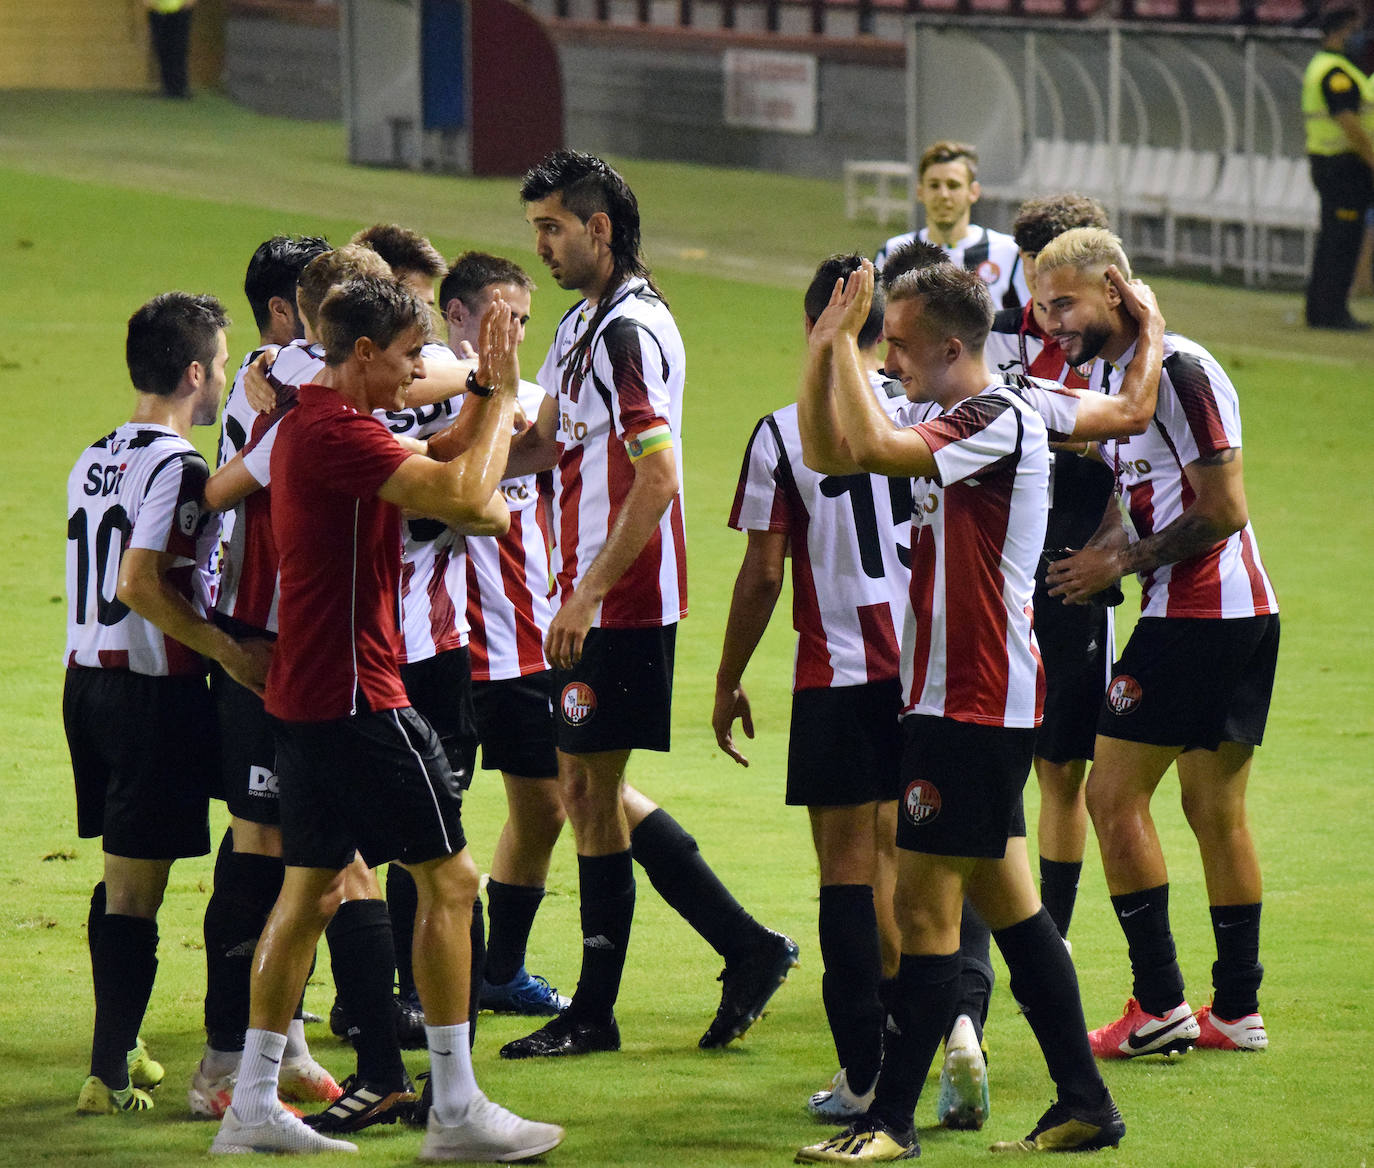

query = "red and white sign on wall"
[{"left": 723, "top": 49, "right": 818, "bottom": 135}]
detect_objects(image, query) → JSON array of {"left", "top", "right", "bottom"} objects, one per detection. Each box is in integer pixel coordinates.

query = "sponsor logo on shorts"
[
  {"left": 976, "top": 260, "right": 1002, "bottom": 284},
  {"left": 1107, "top": 674, "right": 1142, "bottom": 715},
  {"left": 248, "top": 764, "right": 279, "bottom": 797},
  {"left": 903, "top": 779, "right": 942, "bottom": 826},
  {"left": 561, "top": 681, "right": 597, "bottom": 725}
]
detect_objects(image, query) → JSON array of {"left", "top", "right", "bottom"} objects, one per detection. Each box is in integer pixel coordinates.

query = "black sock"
[
  {"left": 385, "top": 865, "right": 418, "bottom": 1001},
  {"left": 569, "top": 851, "right": 634, "bottom": 1023},
  {"left": 89, "top": 913, "right": 159, "bottom": 1088},
  {"left": 1110, "top": 884, "right": 1185, "bottom": 1015},
  {"left": 953, "top": 899, "right": 994, "bottom": 1043},
  {"left": 630, "top": 809, "right": 758, "bottom": 960},
  {"left": 325, "top": 899, "right": 407, "bottom": 1088},
  {"left": 869, "top": 952, "right": 961, "bottom": 1134},
  {"left": 203, "top": 841, "right": 283, "bottom": 1050},
  {"left": 1210, "top": 903, "right": 1263, "bottom": 1019},
  {"left": 484, "top": 880, "right": 545, "bottom": 986},
  {"left": 1039, "top": 858, "right": 1083, "bottom": 940},
  {"left": 818, "top": 885, "right": 884, "bottom": 1093},
  {"left": 995, "top": 908, "right": 1107, "bottom": 1112},
  {"left": 469, "top": 896, "right": 484, "bottom": 1046},
  {"left": 87, "top": 880, "right": 106, "bottom": 952}
]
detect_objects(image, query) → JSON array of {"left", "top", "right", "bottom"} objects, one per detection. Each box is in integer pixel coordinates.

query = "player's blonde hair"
[
  {"left": 297, "top": 245, "right": 393, "bottom": 332},
  {"left": 1034, "top": 226, "right": 1132, "bottom": 282}
]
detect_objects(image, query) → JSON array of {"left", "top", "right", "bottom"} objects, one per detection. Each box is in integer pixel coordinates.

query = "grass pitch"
[{"left": 0, "top": 91, "right": 1371, "bottom": 1167}]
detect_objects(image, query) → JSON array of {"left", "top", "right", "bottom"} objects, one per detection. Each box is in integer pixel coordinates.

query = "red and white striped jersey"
[
  {"left": 729, "top": 371, "right": 910, "bottom": 691},
  {"left": 465, "top": 379, "right": 554, "bottom": 681},
  {"left": 985, "top": 304, "right": 1099, "bottom": 391},
  {"left": 377, "top": 343, "right": 469, "bottom": 665},
  {"left": 892, "top": 386, "right": 1052, "bottom": 728},
  {"left": 1101, "top": 334, "right": 1278, "bottom": 620},
  {"left": 215, "top": 339, "right": 322, "bottom": 634},
  {"left": 65, "top": 423, "right": 216, "bottom": 676},
  {"left": 537, "top": 277, "right": 687, "bottom": 628},
  {"left": 210, "top": 348, "right": 270, "bottom": 588}
]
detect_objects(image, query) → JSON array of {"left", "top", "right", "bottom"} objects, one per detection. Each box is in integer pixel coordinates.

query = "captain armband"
[{"left": 624, "top": 423, "right": 673, "bottom": 462}]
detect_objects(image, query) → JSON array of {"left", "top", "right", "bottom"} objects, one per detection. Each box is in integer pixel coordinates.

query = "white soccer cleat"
[
  {"left": 1195, "top": 1005, "right": 1268, "bottom": 1051},
  {"left": 277, "top": 1054, "right": 342, "bottom": 1104},
  {"left": 806, "top": 1068, "right": 876, "bottom": 1123},
  {"left": 188, "top": 1059, "right": 236, "bottom": 1120},
  {"left": 210, "top": 1104, "right": 358, "bottom": 1155},
  {"left": 419, "top": 1093, "right": 565, "bottom": 1162},
  {"left": 936, "top": 1014, "right": 988, "bottom": 1130}
]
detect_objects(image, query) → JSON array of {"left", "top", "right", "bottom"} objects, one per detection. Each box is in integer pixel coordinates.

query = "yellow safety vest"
[
  {"left": 1303, "top": 50, "right": 1374, "bottom": 156},
  {"left": 147, "top": 0, "right": 193, "bottom": 13}
]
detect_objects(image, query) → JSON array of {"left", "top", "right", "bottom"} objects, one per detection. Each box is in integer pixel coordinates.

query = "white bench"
[{"left": 844, "top": 159, "right": 914, "bottom": 227}]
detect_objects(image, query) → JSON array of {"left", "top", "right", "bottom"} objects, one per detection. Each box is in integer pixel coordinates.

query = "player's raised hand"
[
  {"left": 1107, "top": 265, "right": 1163, "bottom": 334},
  {"left": 712, "top": 682, "right": 755, "bottom": 767},
  {"left": 477, "top": 292, "right": 520, "bottom": 394},
  {"left": 835, "top": 260, "right": 875, "bottom": 339}
]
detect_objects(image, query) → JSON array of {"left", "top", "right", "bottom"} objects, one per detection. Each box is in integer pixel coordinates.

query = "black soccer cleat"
[
  {"left": 989, "top": 1095, "right": 1125, "bottom": 1153},
  {"left": 301, "top": 1073, "right": 416, "bottom": 1134},
  {"left": 499, "top": 1013, "right": 621, "bottom": 1059},
  {"left": 699, "top": 929, "right": 800, "bottom": 1049}
]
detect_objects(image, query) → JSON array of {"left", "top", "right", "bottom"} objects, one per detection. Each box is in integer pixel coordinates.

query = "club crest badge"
[
  {"left": 903, "top": 779, "right": 942, "bottom": 826},
  {"left": 561, "top": 681, "right": 597, "bottom": 725},
  {"left": 1107, "top": 674, "right": 1142, "bottom": 715}
]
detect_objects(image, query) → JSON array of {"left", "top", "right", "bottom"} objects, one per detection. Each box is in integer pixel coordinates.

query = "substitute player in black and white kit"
[
  {"left": 984, "top": 194, "right": 1116, "bottom": 943},
  {"left": 716, "top": 254, "right": 909, "bottom": 1123},
  {"left": 65, "top": 292, "right": 270, "bottom": 1116},
  {"left": 497, "top": 151, "right": 797, "bottom": 1060},
  {"left": 1038, "top": 229, "right": 1280, "bottom": 1060},
  {"left": 875, "top": 140, "right": 1028, "bottom": 310}
]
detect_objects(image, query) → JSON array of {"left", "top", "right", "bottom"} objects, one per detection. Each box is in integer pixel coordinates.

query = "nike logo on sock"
[
  {"left": 1119, "top": 905, "right": 1149, "bottom": 919},
  {"left": 433, "top": 1049, "right": 452, "bottom": 1057},
  {"left": 262, "top": 1055, "right": 280, "bottom": 1065}
]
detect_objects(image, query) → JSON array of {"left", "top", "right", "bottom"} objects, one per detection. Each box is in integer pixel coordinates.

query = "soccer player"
[
  {"left": 792, "top": 257, "right": 1163, "bottom": 1162},
  {"left": 496, "top": 150, "right": 797, "bottom": 1059},
  {"left": 193, "top": 234, "right": 340, "bottom": 1122},
  {"left": 209, "top": 275, "right": 564, "bottom": 1159},
  {"left": 715, "top": 253, "right": 908, "bottom": 1123},
  {"left": 64, "top": 292, "right": 269, "bottom": 1114},
  {"left": 875, "top": 140, "right": 1029, "bottom": 310},
  {"left": 984, "top": 194, "right": 1115, "bottom": 943},
  {"left": 1038, "top": 228, "right": 1280, "bottom": 1059}
]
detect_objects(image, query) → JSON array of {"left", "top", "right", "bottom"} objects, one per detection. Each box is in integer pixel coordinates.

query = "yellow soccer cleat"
[{"left": 77, "top": 1075, "right": 154, "bottom": 1115}]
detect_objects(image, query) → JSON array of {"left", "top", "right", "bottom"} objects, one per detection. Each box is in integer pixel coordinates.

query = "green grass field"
[{"left": 0, "top": 91, "right": 1371, "bottom": 1167}]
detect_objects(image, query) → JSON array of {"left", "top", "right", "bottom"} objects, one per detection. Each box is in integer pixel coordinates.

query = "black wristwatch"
[{"left": 466, "top": 369, "right": 495, "bottom": 398}]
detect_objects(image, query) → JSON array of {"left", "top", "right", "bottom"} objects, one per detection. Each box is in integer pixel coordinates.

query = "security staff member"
[{"left": 1303, "top": 6, "right": 1374, "bottom": 330}]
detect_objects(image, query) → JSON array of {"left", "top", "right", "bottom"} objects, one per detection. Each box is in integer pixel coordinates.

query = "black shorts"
[
  {"left": 1034, "top": 593, "right": 1112, "bottom": 766},
  {"left": 274, "top": 705, "right": 467, "bottom": 871},
  {"left": 63, "top": 668, "right": 214, "bottom": 860},
  {"left": 211, "top": 662, "right": 280, "bottom": 826},
  {"left": 1097, "top": 615, "right": 1279, "bottom": 751},
  {"left": 551, "top": 625, "right": 676, "bottom": 755},
  {"left": 786, "top": 680, "right": 902, "bottom": 807},
  {"left": 400, "top": 647, "right": 478, "bottom": 788},
  {"left": 895, "top": 715, "right": 1032, "bottom": 859},
  {"left": 472, "top": 672, "right": 557, "bottom": 778}
]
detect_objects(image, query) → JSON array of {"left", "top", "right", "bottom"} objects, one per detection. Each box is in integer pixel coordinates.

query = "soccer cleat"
[
  {"left": 807, "top": 1068, "right": 876, "bottom": 1123},
  {"left": 188, "top": 1060, "right": 237, "bottom": 1119},
  {"left": 418, "top": 1092, "right": 565, "bottom": 1162},
  {"left": 699, "top": 929, "right": 800, "bottom": 1048},
  {"left": 303, "top": 1073, "right": 416, "bottom": 1134},
  {"left": 210, "top": 1103, "right": 358, "bottom": 1155},
  {"left": 126, "top": 1037, "right": 165, "bottom": 1091},
  {"left": 330, "top": 995, "right": 427, "bottom": 1050},
  {"left": 499, "top": 1013, "right": 621, "bottom": 1059},
  {"left": 1194, "top": 1005, "right": 1268, "bottom": 1051},
  {"left": 77, "top": 1075, "right": 153, "bottom": 1115},
  {"left": 795, "top": 1117, "right": 920, "bottom": 1163},
  {"left": 1088, "top": 997, "right": 1199, "bottom": 1059},
  {"left": 278, "top": 1053, "right": 342, "bottom": 1104},
  {"left": 937, "top": 1014, "right": 989, "bottom": 1131},
  {"left": 989, "top": 1095, "right": 1125, "bottom": 1152},
  {"left": 479, "top": 969, "right": 571, "bottom": 1016}
]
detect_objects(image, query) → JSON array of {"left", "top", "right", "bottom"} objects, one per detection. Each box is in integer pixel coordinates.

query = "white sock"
[
  {"left": 284, "top": 1017, "right": 308, "bottom": 1060},
  {"left": 200, "top": 1044, "right": 241, "bottom": 1078},
  {"left": 232, "top": 1028, "right": 286, "bottom": 1125},
  {"left": 426, "top": 1022, "right": 478, "bottom": 1124}
]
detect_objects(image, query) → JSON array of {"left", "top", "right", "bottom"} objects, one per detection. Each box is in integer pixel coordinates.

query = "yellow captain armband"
[{"left": 625, "top": 423, "right": 673, "bottom": 462}]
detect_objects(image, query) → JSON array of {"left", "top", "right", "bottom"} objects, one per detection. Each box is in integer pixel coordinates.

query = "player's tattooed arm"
[{"left": 1048, "top": 447, "right": 1247, "bottom": 602}]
